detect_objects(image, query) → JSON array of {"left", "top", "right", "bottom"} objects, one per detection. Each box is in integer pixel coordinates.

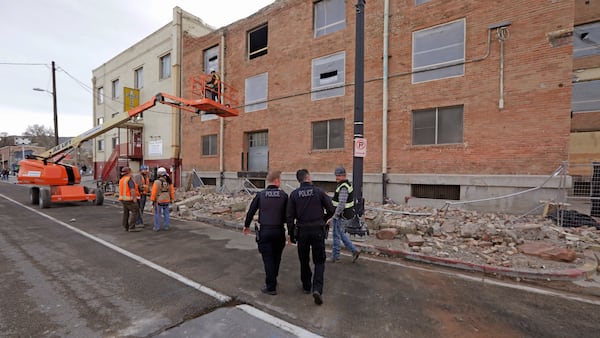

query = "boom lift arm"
[{"left": 18, "top": 91, "right": 238, "bottom": 208}]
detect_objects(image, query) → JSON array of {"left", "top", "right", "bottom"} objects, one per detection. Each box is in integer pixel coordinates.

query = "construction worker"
[
  {"left": 151, "top": 167, "right": 174, "bottom": 231},
  {"left": 206, "top": 69, "right": 220, "bottom": 101},
  {"left": 330, "top": 166, "right": 361, "bottom": 263},
  {"left": 118, "top": 167, "right": 140, "bottom": 232},
  {"left": 286, "top": 169, "right": 335, "bottom": 305},
  {"left": 134, "top": 165, "right": 151, "bottom": 226}
]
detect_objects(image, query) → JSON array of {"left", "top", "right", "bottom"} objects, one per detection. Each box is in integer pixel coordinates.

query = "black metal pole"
[
  {"left": 352, "top": 0, "right": 366, "bottom": 216},
  {"left": 52, "top": 61, "right": 59, "bottom": 146}
]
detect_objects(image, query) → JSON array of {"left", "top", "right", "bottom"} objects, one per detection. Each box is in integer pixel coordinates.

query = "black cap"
[{"left": 334, "top": 167, "right": 346, "bottom": 175}]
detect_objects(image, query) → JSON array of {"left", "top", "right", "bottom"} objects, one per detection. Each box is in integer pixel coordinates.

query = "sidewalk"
[{"left": 191, "top": 209, "right": 599, "bottom": 283}]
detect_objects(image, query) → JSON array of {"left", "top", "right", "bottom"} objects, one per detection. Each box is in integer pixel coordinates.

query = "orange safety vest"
[
  {"left": 151, "top": 177, "right": 174, "bottom": 204},
  {"left": 136, "top": 174, "right": 150, "bottom": 195},
  {"left": 119, "top": 176, "right": 138, "bottom": 201}
]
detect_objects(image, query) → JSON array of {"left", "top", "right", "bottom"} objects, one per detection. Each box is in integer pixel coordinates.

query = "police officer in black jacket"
[
  {"left": 286, "top": 169, "right": 335, "bottom": 305},
  {"left": 244, "top": 171, "right": 289, "bottom": 296}
]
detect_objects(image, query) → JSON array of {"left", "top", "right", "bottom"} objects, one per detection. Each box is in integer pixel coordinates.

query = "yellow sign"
[{"left": 123, "top": 87, "right": 140, "bottom": 112}]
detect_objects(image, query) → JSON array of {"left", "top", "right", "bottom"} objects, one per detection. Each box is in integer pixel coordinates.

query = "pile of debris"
[{"left": 171, "top": 187, "right": 600, "bottom": 271}]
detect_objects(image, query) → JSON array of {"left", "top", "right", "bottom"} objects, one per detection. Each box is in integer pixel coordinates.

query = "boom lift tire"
[
  {"left": 39, "top": 188, "right": 51, "bottom": 209},
  {"left": 94, "top": 189, "right": 104, "bottom": 206},
  {"left": 29, "top": 187, "right": 40, "bottom": 205}
]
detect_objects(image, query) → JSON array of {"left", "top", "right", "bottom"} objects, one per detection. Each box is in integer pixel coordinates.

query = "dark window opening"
[
  {"left": 249, "top": 25, "right": 268, "bottom": 59},
  {"left": 411, "top": 184, "right": 460, "bottom": 200},
  {"left": 200, "top": 177, "right": 217, "bottom": 186},
  {"left": 320, "top": 70, "right": 338, "bottom": 79}
]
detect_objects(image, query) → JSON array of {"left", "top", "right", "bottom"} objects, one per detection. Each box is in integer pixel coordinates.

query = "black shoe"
[
  {"left": 128, "top": 227, "right": 141, "bottom": 232},
  {"left": 312, "top": 291, "right": 323, "bottom": 305},
  {"left": 303, "top": 288, "right": 311, "bottom": 294},
  {"left": 261, "top": 286, "right": 277, "bottom": 296},
  {"left": 352, "top": 250, "right": 361, "bottom": 263}
]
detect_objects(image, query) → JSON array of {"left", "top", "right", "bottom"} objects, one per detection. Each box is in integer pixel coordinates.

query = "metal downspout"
[
  {"left": 382, "top": 0, "right": 390, "bottom": 203},
  {"left": 175, "top": 7, "right": 183, "bottom": 186},
  {"left": 219, "top": 33, "right": 225, "bottom": 188}
]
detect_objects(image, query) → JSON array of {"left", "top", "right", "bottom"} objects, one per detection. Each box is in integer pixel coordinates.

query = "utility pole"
[
  {"left": 52, "top": 61, "right": 59, "bottom": 146},
  {"left": 352, "top": 0, "right": 366, "bottom": 217}
]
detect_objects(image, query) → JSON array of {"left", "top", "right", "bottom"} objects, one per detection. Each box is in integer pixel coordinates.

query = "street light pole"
[
  {"left": 51, "top": 61, "right": 59, "bottom": 146},
  {"left": 33, "top": 60, "right": 59, "bottom": 147}
]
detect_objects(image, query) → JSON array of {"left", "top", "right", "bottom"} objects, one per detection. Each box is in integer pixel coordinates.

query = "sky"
[{"left": 0, "top": 0, "right": 275, "bottom": 138}]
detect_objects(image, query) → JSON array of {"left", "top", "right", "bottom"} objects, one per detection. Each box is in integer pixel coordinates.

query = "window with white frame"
[
  {"left": 134, "top": 67, "right": 143, "bottom": 89},
  {"left": 415, "top": 0, "right": 432, "bottom": 5},
  {"left": 248, "top": 24, "right": 268, "bottom": 60},
  {"left": 111, "top": 137, "right": 118, "bottom": 150},
  {"left": 412, "top": 105, "right": 463, "bottom": 145},
  {"left": 97, "top": 117, "right": 104, "bottom": 126},
  {"left": 572, "top": 80, "right": 600, "bottom": 112},
  {"left": 160, "top": 53, "right": 171, "bottom": 79},
  {"left": 312, "top": 51, "right": 345, "bottom": 100},
  {"left": 245, "top": 72, "right": 268, "bottom": 112},
  {"left": 112, "top": 79, "right": 120, "bottom": 99},
  {"left": 202, "top": 134, "right": 218, "bottom": 156},
  {"left": 204, "top": 46, "right": 219, "bottom": 72},
  {"left": 97, "top": 139, "right": 105, "bottom": 151},
  {"left": 97, "top": 87, "right": 104, "bottom": 104},
  {"left": 314, "top": 0, "right": 345, "bottom": 38},
  {"left": 412, "top": 19, "right": 465, "bottom": 83},
  {"left": 574, "top": 22, "right": 600, "bottom": 58},
  {"left": 312, "top": 119, "right": 344, "bottom": 150}
]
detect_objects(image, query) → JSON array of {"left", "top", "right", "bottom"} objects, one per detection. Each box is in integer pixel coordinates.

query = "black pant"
[
  {"left": 297, "top": 226, "right": 326, "bottom": 294},
  {"left": 257, "top": 226, "right": 286, "bottom": 291}
]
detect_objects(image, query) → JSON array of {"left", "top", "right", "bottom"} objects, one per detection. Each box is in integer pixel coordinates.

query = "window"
[
  {"left": 412, "top": 105, "right": 463, "bottom": 145},
  {"left": 112, "top": 79, "right": 120, "bottom": 99},
  {"left": 134, "top": 67, "right": 143, "bottom": 89},
  {"left": 312, "top": 119, "right": 344, "bottom": 150},
  {"left": 574, "top": 22, "right": 600, "bottom": 58},
  {"left": 415, "top": 0, "right": 432, "bottom": 5},
  {"left": 572, "top": 80, "right": 600, "bottom": 112},
  {"left": 111, "top": 137, "right": 118, "bottom": 150},
  {"left": 97, "top": 117, "right": 104, "bottom": 125},
  {"left": 248, "top": 24, "right": 268, "bottom": 59},
  {"left": 204, "top": 46, "right": 219, "bottom": 72},
  {"left": 202, "top": 134, "right": 218, "bottom": 156},
  {"left": 97, "top": 87, "right": 104, "bottom": 104},
  {"left": 412, "top": 19, "right": 465, "bottom": 83},
  {"left": 245, "top": 72, "right": 268, "bottom": 112},
  {"left": 314, "top": 0, "right": 345, "bottom": 38},
  {"left": 97, "top": 139, "right": 105, "bottom": 151},
  {"left": 160, "top": 53, "right": 171, "bottom": 79},
  {"left": 312, "top": 51, "right": 345, "bottom": 100}
]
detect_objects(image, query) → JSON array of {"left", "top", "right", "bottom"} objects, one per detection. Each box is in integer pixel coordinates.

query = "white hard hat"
[{"left": 157, "top": 167, "right": 167, "bottom": 175}]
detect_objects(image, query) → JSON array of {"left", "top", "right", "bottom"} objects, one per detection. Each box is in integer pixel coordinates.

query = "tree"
[{"left": 24, "top": 124, "right": 55, "bottom": 149}]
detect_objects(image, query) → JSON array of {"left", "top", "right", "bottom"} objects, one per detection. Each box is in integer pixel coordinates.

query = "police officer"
[
  {"left": 330, "top": 166, "right": 361, "bottom": 263},
  {"left": 286, "top": 169, "right": 334, "bottom": 305},
  {"left": 243, "top": 171, "right": 289, "bottom": 296}
]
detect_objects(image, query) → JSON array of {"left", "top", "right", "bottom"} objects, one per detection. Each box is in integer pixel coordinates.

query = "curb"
[{"left": 352, "top": 242, "right": 598, "bottom": 282}]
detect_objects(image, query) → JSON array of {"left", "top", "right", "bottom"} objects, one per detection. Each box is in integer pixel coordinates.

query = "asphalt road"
[{"left": 1, "top": 181, "right": 600, "bottom": 338}]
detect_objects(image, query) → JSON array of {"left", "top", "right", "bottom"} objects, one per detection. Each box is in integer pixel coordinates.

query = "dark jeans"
[
  {"left": 257, "top": 226, "right": 286, "bottom": 292},
  {"left": 121, "top": 200, "right": 139, "bottom": 230},
  {"left": 136, "top": 194, "right": 147, "bottom": 225},
  {"left": 296, "top": 226, "right": 326, "bottom": 294}
]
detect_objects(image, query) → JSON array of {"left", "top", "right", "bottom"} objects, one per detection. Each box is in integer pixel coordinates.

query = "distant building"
[{"left": 91, "top": 7, "right": 213, "bottom": 185}]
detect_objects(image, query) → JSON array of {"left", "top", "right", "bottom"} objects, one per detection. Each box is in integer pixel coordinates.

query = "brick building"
[{"left": 178, "top": 0, "right": 582, "bottom": 213}]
